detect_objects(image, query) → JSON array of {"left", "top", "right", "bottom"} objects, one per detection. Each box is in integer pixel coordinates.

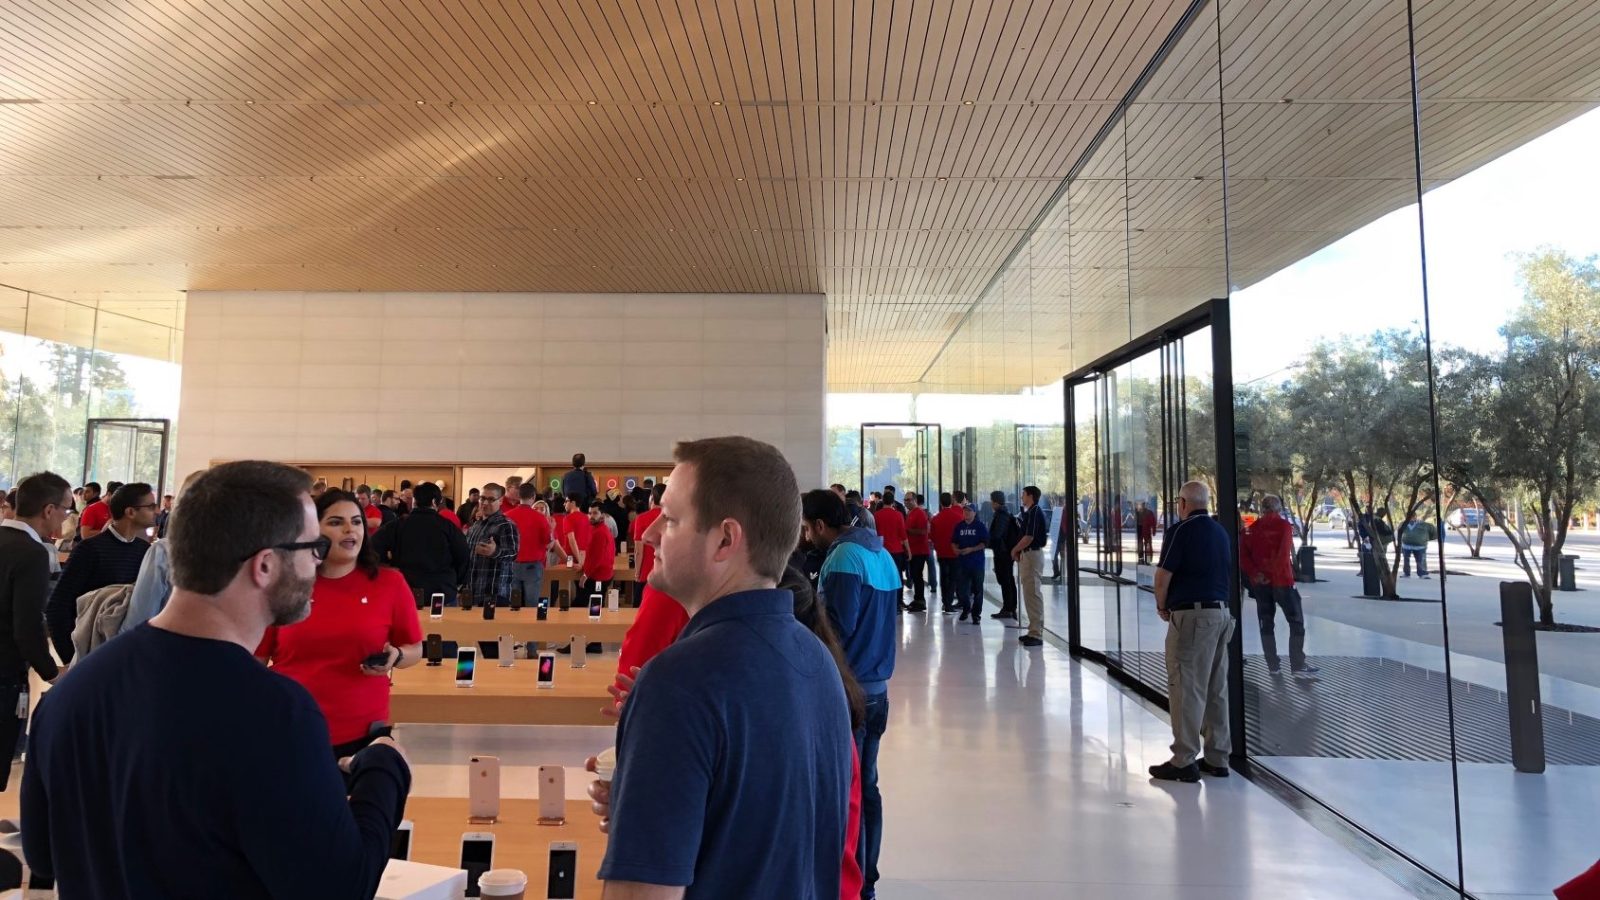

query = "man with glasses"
[
  {"left": 0, "top": 472, "right": 71, "bottom": 790},
  {"left": 465, "top": 483, "right": 520, "bottom": 609},
  {"left": 1149, "top": 481, "right": 1237, "bottom": 783},
  {"left": 46, "top": 482, "right": 158, "bottom": 665},
  {"left": 23, "top": 460, "right": 411, "bottom": 897}
]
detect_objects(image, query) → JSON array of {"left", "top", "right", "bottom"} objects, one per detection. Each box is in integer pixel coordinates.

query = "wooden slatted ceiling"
[
  {"left": 0, "top": 0, "right": 1196, "bottom": 387},
  {"left": 3, "top": 1, "right": 1598, "bottom": 390}
]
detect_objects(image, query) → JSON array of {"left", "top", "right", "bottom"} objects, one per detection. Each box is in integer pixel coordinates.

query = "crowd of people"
[{"left": 0, "top": 437, "right": 1088, "bottom": 898}]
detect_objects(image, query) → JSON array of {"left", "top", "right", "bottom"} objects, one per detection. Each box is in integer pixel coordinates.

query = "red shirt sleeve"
[
  {"left": 386, "top": 569, "right": 424, "bottom": 646},
  {"left": 615, "top": 586, "right": 689, "bottom": 691},
  {"left": 1557, "top": 860, "right": 1600, "bottom": 900},
  {"left": 80, "top": 502, "right": 110, "bottom": 534}
]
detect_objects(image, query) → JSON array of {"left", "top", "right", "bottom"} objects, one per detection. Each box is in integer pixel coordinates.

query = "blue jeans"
[
  {"left": 1402, "top": 546, "right": 1428, "bottom": 576},
  {"left": 855, "top": 692, "right": 889, "bottom": 899},
  {"left": 958, "top": 565, "right": 985, "bottom": 616},
  {"left": 513, "top": 561, "right": 545, "bottom": 604}
]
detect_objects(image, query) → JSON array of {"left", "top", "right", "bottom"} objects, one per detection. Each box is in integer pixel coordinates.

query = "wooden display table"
[
  {"left": 541, "top": 562, "right": 638, "bottom": 601},
  {"left": 407, "top": 797, "right": 607, "bottom": 899},
  {"left": 418, "top": 607, "right": 635, "bottom": 646},
  {"left": 390, "top": 653, "right": 618, "bottom": 726}
]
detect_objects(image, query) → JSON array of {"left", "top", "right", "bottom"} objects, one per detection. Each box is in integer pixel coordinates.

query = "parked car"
[{"left": 1447, "top": 507, "right": 1487, "bottom": 529}]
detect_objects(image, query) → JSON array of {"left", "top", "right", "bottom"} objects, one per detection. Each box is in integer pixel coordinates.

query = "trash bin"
[
  {"left": 1360, "top": 549, "right": 1381, "bottom": 597},
  {"left": 1296, "top": 546, "right": 1316, "bottom": 583},
  {"left": 1559, "top": 554, "right": 1579, "bottom": 592}
]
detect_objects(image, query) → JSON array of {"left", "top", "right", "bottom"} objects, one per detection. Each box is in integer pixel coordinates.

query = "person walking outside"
[
  {"left": 1239, "top": 495, "right": 1316, "bottom": 676},
  {"left": 1149, "top": 481, "right": 1236, "bottom": 782},
  {"left": 1012, "top": 486, "right": 1049, "bottom": 647},
  {"left": 1400, "top": 511, "right": 1435, "bottom": 579},
  {"left": 1136, "top": 500, "right": 1158, "bottom": 564}
]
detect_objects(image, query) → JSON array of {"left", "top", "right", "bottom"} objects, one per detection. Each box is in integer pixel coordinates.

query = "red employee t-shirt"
[
  {"left": 255, "top": 566, "right": 422, "bottom": 745},
  {"left": 906, "top": 508, "right": 932, "bottom": 556},
  {"left": 560, "top": 512, "right": 593, "bottom": 561},
  {"left": 504, "top": 504, "right": 553, "bottom": 563},
  {"left": 930, "top": 507, "right": 964, "bottom": 559},
  {"left": 873, "top": 507, "right": 908, "bottom": 555},
  {"left": 630, "top": 506, "right": 663, "bottom": 583},
  {"left": 584, "top": 521, "right": 617, "bottom": 581},
  {"left": 79, "top": 500, "right": 110, "bottom": 536},
  {"left": 438, "top": 507, "right": 461, "bottom": 529}
]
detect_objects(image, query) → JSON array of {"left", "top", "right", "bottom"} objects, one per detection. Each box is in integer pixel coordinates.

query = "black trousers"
[
  {"left": 993, "top": 554, "right": 1018, "bottom": 615},
  {"left": 937, "top": 558, "right": 957, "bottom": 608},
  {"left": 890, "top": 552, "right": 909, "bottom": 597},
  {"left": 906, "top": 554, "right": 932, "bottom": 607},
  {"left": 0, "top": 683, "right": 24, "bottom": 792}
]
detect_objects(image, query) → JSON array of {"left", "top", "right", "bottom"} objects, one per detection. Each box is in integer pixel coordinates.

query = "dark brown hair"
[
  {"left": 317, "top": 489, "right": 381, "bottom": 579},
  {"left": 170, "top": 461, "right": 312, "bottom": 595},
  {"left": 672, "top": 436, "right": 800, "bottom": 581},
  {"left": 782, "top": 564, "right": 865, "bottom": 731}
]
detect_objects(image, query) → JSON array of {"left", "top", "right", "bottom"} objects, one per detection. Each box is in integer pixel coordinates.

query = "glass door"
[
  {"left": 1066, "top": 320, "right": 1219, "bottom": 699},
  {"left": 84, "top": 417, "right": 171, "bottom": 499},
  {"left": 859, "top": 423, "right": 942, "bottom": 503},
  {"left": 949, "top": 427, "right": 977, "bottom": 509}
]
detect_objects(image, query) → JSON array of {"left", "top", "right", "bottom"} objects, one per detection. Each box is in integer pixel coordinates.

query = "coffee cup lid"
[{"left": 478, "top": 868, "right": 529, "bottom": 891}]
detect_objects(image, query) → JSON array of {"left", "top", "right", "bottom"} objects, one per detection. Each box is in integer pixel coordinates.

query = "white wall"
[{"left": 176, "top": 291, "right": 827, "bottom": 484}]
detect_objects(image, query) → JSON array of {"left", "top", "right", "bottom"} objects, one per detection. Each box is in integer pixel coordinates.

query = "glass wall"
[
  {"left": 0, "top": 286, "right": 182, "bottom": 492},
  {"left": 846, "top": 1, "right": 1599, "bottom": 895}
]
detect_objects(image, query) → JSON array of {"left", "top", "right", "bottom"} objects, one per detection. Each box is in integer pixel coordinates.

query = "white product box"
[{"left": 376, "top": 858, "right": 468, "bottom": 900}]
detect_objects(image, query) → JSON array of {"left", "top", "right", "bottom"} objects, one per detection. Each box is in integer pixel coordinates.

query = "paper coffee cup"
[
  {"left": 594, "top": 746, "right": 617, "bottom": 783},
  {"left": 477, "top": 868, "right": 528, "bottom": 898}
]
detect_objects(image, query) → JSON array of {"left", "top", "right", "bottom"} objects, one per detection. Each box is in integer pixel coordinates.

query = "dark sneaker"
[
  {"left": 990, "top": 611, "right": 1015, "bottom": 620},
  {"left": 957, "top": 612, "right": 969, "bottom": 623},
  {"left": 1018, "top": 635, "right": 1043, "bottom": 647},
  {"left": 1292, "top": 665, "right": 1322, "bottom": 677},
  {"left": 1266, "top": 661, "right": 1282, "bottom": 675},
  {"left": 1149, "top": 762, "right": 1201, "bottom": 783},
  {"left": 1198, "top": 762, "right": 1230, "bottom": 778},
  {"left": 907, "top": 603, "right": 928, "bottom": 613}
]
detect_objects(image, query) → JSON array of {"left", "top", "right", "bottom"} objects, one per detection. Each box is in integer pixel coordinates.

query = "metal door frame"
[
  {"left": 84, "top": 417, "right": 171, "bottom": 500},
  {"left": 1063, "top": 299, "right": 1239, "bottom": 758},
  {"left": 858, "top": 422, "right": 944, "bottom": 502}
]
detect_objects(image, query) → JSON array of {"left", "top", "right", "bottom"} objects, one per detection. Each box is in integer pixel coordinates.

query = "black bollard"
[{"left": 1500, "top": 581, "right": 1545, "bottom": 774}]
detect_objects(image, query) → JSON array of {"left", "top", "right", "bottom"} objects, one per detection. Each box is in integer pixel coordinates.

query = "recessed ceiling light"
[
  {"left": 712, "top": 100, "right": 723, "bottom": 106},
  {"left": 416, "top": 99, "right": 426, "bottom": 106},
  {"left": 587, "top": 100, "right": 597, "bottom": 105},
  {"left": 963, "top": 99, "right": 974, "bottom": 105},
  {"left": 245, "top": 99, "right": 255, "bottom": 105},
  {"left": 496, "top": 176, "right": 504, "bottom": 181},
  {"left": 735, "top": 177, "right": 744, "bottom": 182},
  {"left": 634, "top": 176, "right": 643, "bottom": 181},
  {"left": 938, "top": 177, "right": 947, "bottom": 182}
]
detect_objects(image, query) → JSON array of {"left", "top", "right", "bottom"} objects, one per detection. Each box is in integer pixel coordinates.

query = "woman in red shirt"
[{"left": 257, "top": 489, "right": 424, "bottom": 757}]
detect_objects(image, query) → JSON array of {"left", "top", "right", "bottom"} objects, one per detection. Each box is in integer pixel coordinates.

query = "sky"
[{"left": 834, "top": 104, "right": 1600, "bottom": 423}]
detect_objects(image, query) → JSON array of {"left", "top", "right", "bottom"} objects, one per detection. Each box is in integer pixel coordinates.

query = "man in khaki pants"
[
  {"left": 1011, "top": 486, "right": 1049, "bottom": 648},
  {"left": 1150, "top": 481, "right": 1236, "bottom": 783}
]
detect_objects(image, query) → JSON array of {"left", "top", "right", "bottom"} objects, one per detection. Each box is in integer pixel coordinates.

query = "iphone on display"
[
  {"left": 537, "top": 765, "right": 566, "bottom": 824},
  {"left": 537, "top": 652, "right": 556, "bottom": 689},
  {"left": 455, "top": 647, "right": 477, "bottom": 687},
  {"left": 536, "top": 596, "right": 549, "bottom": 620},
  {"left": 459, "top": 832, "right": 495, "bottom": 897},
  {"left": 498, "top": 634, "right": 515, "bottom": 667},
  {"left": 469, "top": 755, "right": 501, "bottom": 820},
  {"left": 569, "top": 635, "right": 586, "bottom": 669},
  {"left": 430, "top": 592, "right": 445, "bottom": 620},
  {"left": 588, "top": 594, "right": 602, "bottom": 621},
  {"left": 546, "top": 841, "right": 578, "bottom": 900}
]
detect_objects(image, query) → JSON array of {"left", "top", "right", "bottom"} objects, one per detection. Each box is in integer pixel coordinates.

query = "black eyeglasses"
[{"left": 239, "top": 535, "right": 332, "bottom": 563}]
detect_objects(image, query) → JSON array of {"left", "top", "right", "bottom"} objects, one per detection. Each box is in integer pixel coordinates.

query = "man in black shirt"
[
  {"left": 47, "top": 482, "right": 157, "bottom": 664},
  {"left": 987, "top": 491, "right": 1021, "bottom": 623},
  {"left": 372, "top": 481, "right": 470, "bottom": 606},
  {"left": 1012, "top": 486, "right": 1050, "bottom": 647},
  {"left": 1149, "top": 481, "right": 1237, "bottom": 783},
  {"left": 0, "top": 472, "right": 70, "bottom": 790},
  {"left": 23, "top": 460, "right": 411, "bottom": 898}
]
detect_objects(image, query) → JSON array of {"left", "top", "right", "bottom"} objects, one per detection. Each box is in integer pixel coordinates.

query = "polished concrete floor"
[{"left": 402, "top": 606, "right": 1427, "bottom": 898}]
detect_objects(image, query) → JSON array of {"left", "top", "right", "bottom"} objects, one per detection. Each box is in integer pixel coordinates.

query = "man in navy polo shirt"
[
  {"left": 1150, "top": 480, "right": 1237, "bottom": 783},
  {"left": 595, "top": 436, "right": 852, "bottom": 899}
]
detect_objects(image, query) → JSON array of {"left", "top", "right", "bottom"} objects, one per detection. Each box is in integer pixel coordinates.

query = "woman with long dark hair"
[{"left": 257, "top": 489, "right": 423, "bottom": 757}]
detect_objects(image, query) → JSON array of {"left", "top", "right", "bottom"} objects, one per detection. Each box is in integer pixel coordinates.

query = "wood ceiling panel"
[{"left": 4, "top": 0, "right": 1592, "bottom": 389}]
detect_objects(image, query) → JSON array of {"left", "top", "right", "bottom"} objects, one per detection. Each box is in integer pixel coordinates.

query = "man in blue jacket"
[{"left": 803, "top": 488, "right": 899, "bottom": 900}]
